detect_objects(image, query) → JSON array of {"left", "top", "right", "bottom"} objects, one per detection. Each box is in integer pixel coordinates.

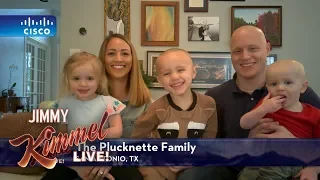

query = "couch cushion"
[{"left": 0, "top": 112, "right": 52, "bottom": 175}]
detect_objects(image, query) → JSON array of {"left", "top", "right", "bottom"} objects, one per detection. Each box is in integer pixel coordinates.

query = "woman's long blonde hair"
[
  {"left": 99, "top": 34, "right": 151, "bottom": 106},
  {"left": 59, "top": 52, "right": 109, "bottom": 97}
]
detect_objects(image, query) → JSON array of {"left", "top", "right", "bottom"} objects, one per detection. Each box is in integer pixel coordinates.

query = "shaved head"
[
  {"left": 156, "top": 48, "right": 193, "bottom": 71},
  {"left": 231, "top": 25, "right": 267, "bottom": 49}
]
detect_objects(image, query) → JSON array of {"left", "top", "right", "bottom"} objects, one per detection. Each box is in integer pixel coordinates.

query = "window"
[{"left": 24, "top": 38, "right": 49, "bottom": 110}]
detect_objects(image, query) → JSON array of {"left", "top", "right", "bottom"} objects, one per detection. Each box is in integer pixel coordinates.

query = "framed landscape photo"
[
  {"left": 104, "top": 0, "right": 130, "bottom": 39},
  {"left": 184, "top": 0, "right": 208, "bottom": 12},
  {"left": 141, "top": 1, "right": 180, "bottom": 46},
  {"left": 231, "top": 6, "right": 282, "bottom": 46},
  {"left": 189, "top": 52, "right": 233, "bottom": 88},
  {"left": 147, "top": 51, "right": 233, "bottom": 88}
]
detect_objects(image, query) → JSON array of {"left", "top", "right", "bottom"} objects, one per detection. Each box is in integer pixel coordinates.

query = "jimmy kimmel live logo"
[{"left": 0, "top": 15, "right": 56, "bottom": 37}]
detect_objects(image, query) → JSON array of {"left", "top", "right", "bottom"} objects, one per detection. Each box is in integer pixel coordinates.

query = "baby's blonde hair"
[
  {"left": 267, "top": 60, "right": 306, "bottom": 80},
  {"left": 59, "top": 52, "right": 108, "bottom": 97}
]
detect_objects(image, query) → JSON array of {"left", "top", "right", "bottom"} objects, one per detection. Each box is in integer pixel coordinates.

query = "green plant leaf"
[{"left": 10, "top": 83, "right": 16, "bottom": 89}]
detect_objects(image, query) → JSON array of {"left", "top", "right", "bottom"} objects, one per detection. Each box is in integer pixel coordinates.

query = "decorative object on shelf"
[
  {"left": 79, "top": 27, "right": 87, "bottom": 35},
  {"left": 2, "top": 64, "right": 18, "bottom": 97},
  {"left": 231, "top": 6, "right": 282, "bottom": 47},
  {"left": 104, "top": 0, "right": 130, "bottom": 39},
  {"left": 141, "top": 1, "right": 179, "bottom": 46},
  {"left": 188, "top": 16, "right": 220, "bottom": 41},
  {"left": 184, "top": 0, "right": 208, "bottom": 12}
]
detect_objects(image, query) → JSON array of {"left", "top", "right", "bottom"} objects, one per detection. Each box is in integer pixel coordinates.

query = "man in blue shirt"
[{"left": 177, "top": 25, "right": 320, "bottom": 180}]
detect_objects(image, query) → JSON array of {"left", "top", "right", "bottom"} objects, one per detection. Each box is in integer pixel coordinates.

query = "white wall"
[
  {"left": 0, "top": 0, "right": 60, "bottom": 10},
  {"left": 0, "top": 1, "right": 60, "bottom": 100},
  {"left": 0, "top": 37, "right": 25, "bottom": 96},
  {"left": 0, "top": 9, "right": 52, "bottom": 97},
  {"left": 59, "top": 0, "right": 320, "bottom": 100}
]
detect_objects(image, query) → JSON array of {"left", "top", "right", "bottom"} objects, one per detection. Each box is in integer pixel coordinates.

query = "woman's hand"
[
  {"left": 73, "top": 166, "right": 114, "bottom": 180},
  {"left": 248, "top": 118, "right": 296, "bottom": 138},
  {"left": 169, "top": 166, "right": 191, "bottom": 173},
  {"left": 88, "top": 166, "right": 114, "bottom": 180}
]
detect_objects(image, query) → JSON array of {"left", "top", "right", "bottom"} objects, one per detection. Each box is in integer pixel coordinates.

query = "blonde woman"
[
  {"left": 97, "top": 34, "right": 152, "bottom": 180},
  {"left": 43, "top": 35, "right": 152, "bottom": 180}
]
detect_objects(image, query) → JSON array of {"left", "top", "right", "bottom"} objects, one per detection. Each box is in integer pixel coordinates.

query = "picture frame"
[
  {"left": 138, "top": 60, "right": 144, "bottom": 72},
  {"left": 141, "top": 1, "right": 180, "bottom": 46},
  {"left": 104, "top": 0, "right": 130, "bottom": 39},
  {"left": 147, "top": 51, "right": 233, "bottom": 89},
  {"left": 266, "top": 54, "right": 277, "bottom": 65},
  {"left": 188, "top": 16, "right": 220, "bottom": 41},
  {"left": 184, "top": 0, "right": 208, "bottom": 12},
  {"left": 231, "top": 6, "right": 282, "bottom": 47}
]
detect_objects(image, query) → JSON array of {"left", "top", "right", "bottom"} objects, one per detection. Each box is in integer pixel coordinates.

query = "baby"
[
  {"left": 239, "top": 60, "right": 320, "bottom": 179},
  {"left": 131, "top": 48, "right": 218, "bottom": 180}
]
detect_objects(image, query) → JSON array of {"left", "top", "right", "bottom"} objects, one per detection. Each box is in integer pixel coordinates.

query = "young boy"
[
  {"left": 131, "top": 48, "right": 218, "bottom": 180},
  {"left": 239, "top": 60, "right": 320, "bottom": 180}
]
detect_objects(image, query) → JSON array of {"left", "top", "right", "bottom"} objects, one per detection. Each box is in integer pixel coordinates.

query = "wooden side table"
[{"left": 0, "top": 97, "right": 30, "bottom": 113}]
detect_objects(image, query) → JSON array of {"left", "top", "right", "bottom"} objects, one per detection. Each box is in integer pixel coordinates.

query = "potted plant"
[
  {"left": 141, "top": 70, "right": 156, "bottom": 88},
  {"left": 2, "top": 64, "right": 18, "bottom": 97}
]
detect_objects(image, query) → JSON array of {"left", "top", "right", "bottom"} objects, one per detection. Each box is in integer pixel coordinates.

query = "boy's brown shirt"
[
  {"left": 131, "top": 91, "right": 218, "bottom": 139},
  {"left": 131, "top": 91, "right": 218, "bottom": 180}
]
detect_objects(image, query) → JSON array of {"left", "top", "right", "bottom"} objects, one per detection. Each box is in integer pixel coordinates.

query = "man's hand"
[
  {"left": 248, "top": 118, "right": 279, "bottom": 138},
  {"left": 249, "top": 118, "right": 296, "bottom": 138},
  {"left": 261, "top": 93, "right": 286, "bottom": 113},
  {"left": 293, "top": 166, "right": 319, "bottom": 180}
]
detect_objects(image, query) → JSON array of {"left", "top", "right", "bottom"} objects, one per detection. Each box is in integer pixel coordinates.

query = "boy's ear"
[
  {"left": 300, "top": 80, "right": 308, "bottom": 93},
  {"left": 192, "top": 65, "right": 197, "bottom": 79}
]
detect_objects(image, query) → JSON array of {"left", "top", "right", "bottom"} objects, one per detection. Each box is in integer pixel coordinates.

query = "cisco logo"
[
  {"left": 21, "top": 17, "right": 54, "bottom": 35},
  {"left": 0, "top": 15, "right": 56, "bottom": 37}
]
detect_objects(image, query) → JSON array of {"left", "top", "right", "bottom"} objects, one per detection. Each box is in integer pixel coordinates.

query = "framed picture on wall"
[
  {"left": 104, "top": 0, "right": 130, "bottom": 39},
  {"left": 184, "top": 0, "right": 208, "bottom": 12},
  {"left": 188, "top": 16, "right": 220, "bottom": 41},
  {"left": 141, "top": 1, "right": 180, "bottom": 46},
  {"left": 147, "top": 51, "right": 233, "bottom": 88},
  {"left": 266, "top": 54, "right": 277, "bottom": 65},
  {"left": 231, "top": 6, "right": 282, "bottom": 47}
]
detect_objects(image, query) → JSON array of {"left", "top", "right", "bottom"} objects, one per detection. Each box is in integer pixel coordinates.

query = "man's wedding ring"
[{"left": 99, "top": 171, "right": 104, "bottom": 175}]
